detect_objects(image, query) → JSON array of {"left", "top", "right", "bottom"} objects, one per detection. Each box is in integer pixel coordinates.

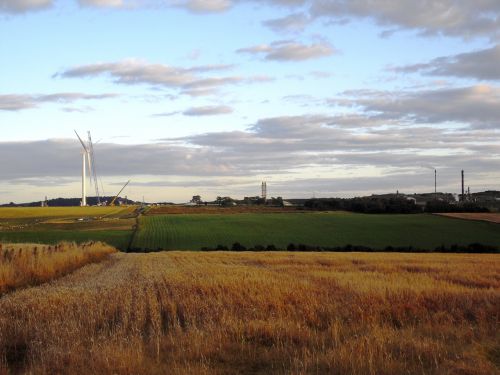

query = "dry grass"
[
  {"left": 0, "top": 251, "right": 499, "bottom": 374},
  {"left": 0, "top": 242, "right": 116, "bottom": 295}
]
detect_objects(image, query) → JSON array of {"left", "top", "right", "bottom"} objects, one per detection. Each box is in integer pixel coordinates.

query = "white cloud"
[
  {"left": 78, "top": 0, "right": 124, "bottom": 7},
  {"left": 56, "top": 60, "right": 245, "bottom": 96}
]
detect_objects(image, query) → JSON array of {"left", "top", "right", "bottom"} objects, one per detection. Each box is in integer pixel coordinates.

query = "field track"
[
  {"left": 0, "top": 251, "right": 498, "bottom": 374},
  {"left": 435, "top": 212, "right": 500, "bottom": 224}
]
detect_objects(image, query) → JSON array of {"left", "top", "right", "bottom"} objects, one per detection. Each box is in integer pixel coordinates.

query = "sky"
[{"left": 0, "top": 0, "right": 499, "bottom": 203}]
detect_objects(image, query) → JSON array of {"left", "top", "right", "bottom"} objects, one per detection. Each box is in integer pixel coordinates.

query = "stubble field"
[{"left": 0, "top": 251, "right": 498, "bottom": 374}]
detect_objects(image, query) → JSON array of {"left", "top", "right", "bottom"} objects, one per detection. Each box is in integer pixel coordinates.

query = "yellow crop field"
[
  {"left": 0, "top": 251, "right": 498, "bottom": 374},
  {"left": 0, "top": 242, "right": 116, "bottom": 295},
  {"left": 0, "top": 206, "right": 136, "bottom": 220}
]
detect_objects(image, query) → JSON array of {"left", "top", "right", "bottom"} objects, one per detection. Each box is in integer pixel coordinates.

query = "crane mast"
[{"left": 109, "top": 180, "right": 131, "bottom": 206}]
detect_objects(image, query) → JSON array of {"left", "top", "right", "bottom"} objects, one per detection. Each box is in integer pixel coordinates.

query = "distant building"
[
  {"left": 190, "top": 195, "right": 202, "bottom": 205},
  {"left": 41, "top": 196, "right": 49, "bottom": 207}
]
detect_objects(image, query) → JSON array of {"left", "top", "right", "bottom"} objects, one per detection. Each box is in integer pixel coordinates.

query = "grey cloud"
[
  {"left": 0, "top": 0, "right": 52, "bottom": 13},
  {"left": 183, "top": 105, "right": 233, "bottom": 116},
  {"left": 309, "top": 0, "right": 500, "bottom": 39},
  {"left": 180, "top": 114, "right": 500, "bottom": 159},
  {"left": 56, "top": 60, "right": 246, "bottom": 96},
  {"left": 237, "top": 40, "right": 335, "bottom": 61},
  {"left": 177, "top": 0, "right": 232, "bottom": 13},
  {"left": 0, "top": 140, "right": 239, "bottom": 180},
  {"left": 77, "top": 0, "right": 232, "bottom": 12},
  {"left": 263, "top": 13, "right": 310, "bottom": 33},
  {"left": 0, "top": 93, "right": 118, "bottom": 111},
  {"left": 61, "top": 106, "right": 94, "bottom": 113},
  {"left": 336, "top": 85, "right": 500, "bottom": 128},
  {"left": 0, "top": 112, "right": 498, "bottom": 197},
  {"left": 394, "top": 45, "right": 500, "bottom": 81},
  {"left": 152, "top": 111, "right": 181, "bottom": 117}
]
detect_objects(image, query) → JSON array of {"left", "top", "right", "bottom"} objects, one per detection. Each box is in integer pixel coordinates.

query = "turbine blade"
[{"left": 74, "top": 130, "right": 88, "bottom": 152}]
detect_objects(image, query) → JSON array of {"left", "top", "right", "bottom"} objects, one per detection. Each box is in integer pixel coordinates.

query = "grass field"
[
  {"left": 0, "top": 251, "right": 498, "bottom": 374},
  {"left": 131, "top": 212, "right": 500, "bottom": 250}
]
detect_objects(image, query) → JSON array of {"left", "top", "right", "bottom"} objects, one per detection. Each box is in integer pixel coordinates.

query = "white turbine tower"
[{"left": 75, "top": 130, "right": 90, "bottom": 206}]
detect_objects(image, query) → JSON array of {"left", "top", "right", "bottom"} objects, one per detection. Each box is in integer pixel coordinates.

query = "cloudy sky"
[{"left": 0, "top": 0, "right": 499, "bottom": 203}]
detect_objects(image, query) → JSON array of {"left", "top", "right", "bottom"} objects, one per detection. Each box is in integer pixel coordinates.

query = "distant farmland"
[
  {"left": 131, "top": 212, "right": 500, "bottom": 250},
  {"left": 0, "top": 206, "right": 136, "bottom": 250},
  {"left": 0, "top": 206, "right": 134, "bottom": 219}
]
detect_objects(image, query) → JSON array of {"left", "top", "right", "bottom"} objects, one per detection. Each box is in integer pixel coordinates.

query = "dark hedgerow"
[
  {"left": 196, "top": 242, "right": 499, "bottom": 254},
  {"left": 231, "top": 242, "right": 246, "bottom": 251}
]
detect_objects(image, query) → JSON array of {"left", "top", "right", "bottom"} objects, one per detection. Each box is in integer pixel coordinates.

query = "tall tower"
[{"left": 261, "top": 181, "right": 267, "bottom": 200}]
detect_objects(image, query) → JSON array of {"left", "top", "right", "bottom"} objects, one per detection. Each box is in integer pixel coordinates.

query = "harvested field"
[
  {"left": 0, "top": 206, "right": 135, "bottom": 220},
  {"left": 0, "top": 251, "right": 498, "bottom": 374},
  {"left": 0, "top": 242, "right": 116, "bottom": 295},
  {"left": 147, "top": 205, "right": 299, "bottom": 215},
  {"left": 436, "top": 212, "right": 500, "bottom": 224}
]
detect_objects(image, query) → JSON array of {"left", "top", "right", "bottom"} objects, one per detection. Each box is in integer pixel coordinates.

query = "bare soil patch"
[
  {"left": 435, "top": 212, "right": 500, "bottom": 224},
  {"left": 147, "top": 205, "right": 299, "bottom": 215}
]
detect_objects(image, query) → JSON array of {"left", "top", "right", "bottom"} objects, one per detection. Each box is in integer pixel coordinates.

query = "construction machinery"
[{"left": 109, "top": 180, "right": 131, "bottom": 206}]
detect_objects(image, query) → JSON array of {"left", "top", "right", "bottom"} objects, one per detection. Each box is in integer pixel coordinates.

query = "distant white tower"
[
  {"left": 75, "top": 130, "right": 90, "bottom": 206},
  {"left": 261, "top": 181, "right": 267, "bottom": 200}
]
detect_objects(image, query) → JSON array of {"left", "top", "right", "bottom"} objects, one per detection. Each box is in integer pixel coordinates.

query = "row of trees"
[
  {"left": 197, "top": 242, "right": 498, "bottom": 254},
  {"left": 303, "top": 197, "right": 421, "bottom": 214},
  {"left": 303, "top": 197, "right": 491, "bottom": 214}
]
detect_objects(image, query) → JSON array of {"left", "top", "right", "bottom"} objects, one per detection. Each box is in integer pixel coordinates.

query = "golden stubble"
[{"left": 0, "top": 251, "right": 498, "bottom": 375}]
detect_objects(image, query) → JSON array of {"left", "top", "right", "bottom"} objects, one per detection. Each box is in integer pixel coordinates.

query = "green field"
[
  {"left": 131, "top": 212, "right": 500, "bottom": 250},
  {"left": 2, "top": 208, "right": 499, "bottom": 251}
]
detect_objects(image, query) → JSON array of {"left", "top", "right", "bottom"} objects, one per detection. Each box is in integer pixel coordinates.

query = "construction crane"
[{"left": 109, "top": 180, "right": 131, "bottom": 206}]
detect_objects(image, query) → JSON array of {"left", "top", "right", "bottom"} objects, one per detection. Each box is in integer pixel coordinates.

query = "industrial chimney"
[
  {"left": 461, "top": 170, "right": 465, "bottom": 202},
  {"left": 434, "top": 169, "right": 437, "bottom": 199}
]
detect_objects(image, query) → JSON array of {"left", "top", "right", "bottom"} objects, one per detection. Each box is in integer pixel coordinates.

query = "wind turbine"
[
  {"left": 75, "top": 130, "right": 90, "bottom": 206},
  {"left": 87, "top": 131, "right": 101, "bottom": 205}
]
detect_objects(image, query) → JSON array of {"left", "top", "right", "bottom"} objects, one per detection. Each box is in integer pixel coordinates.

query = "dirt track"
[{"left": 435, "top": 212, "right": 500, "bottom": 224}]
